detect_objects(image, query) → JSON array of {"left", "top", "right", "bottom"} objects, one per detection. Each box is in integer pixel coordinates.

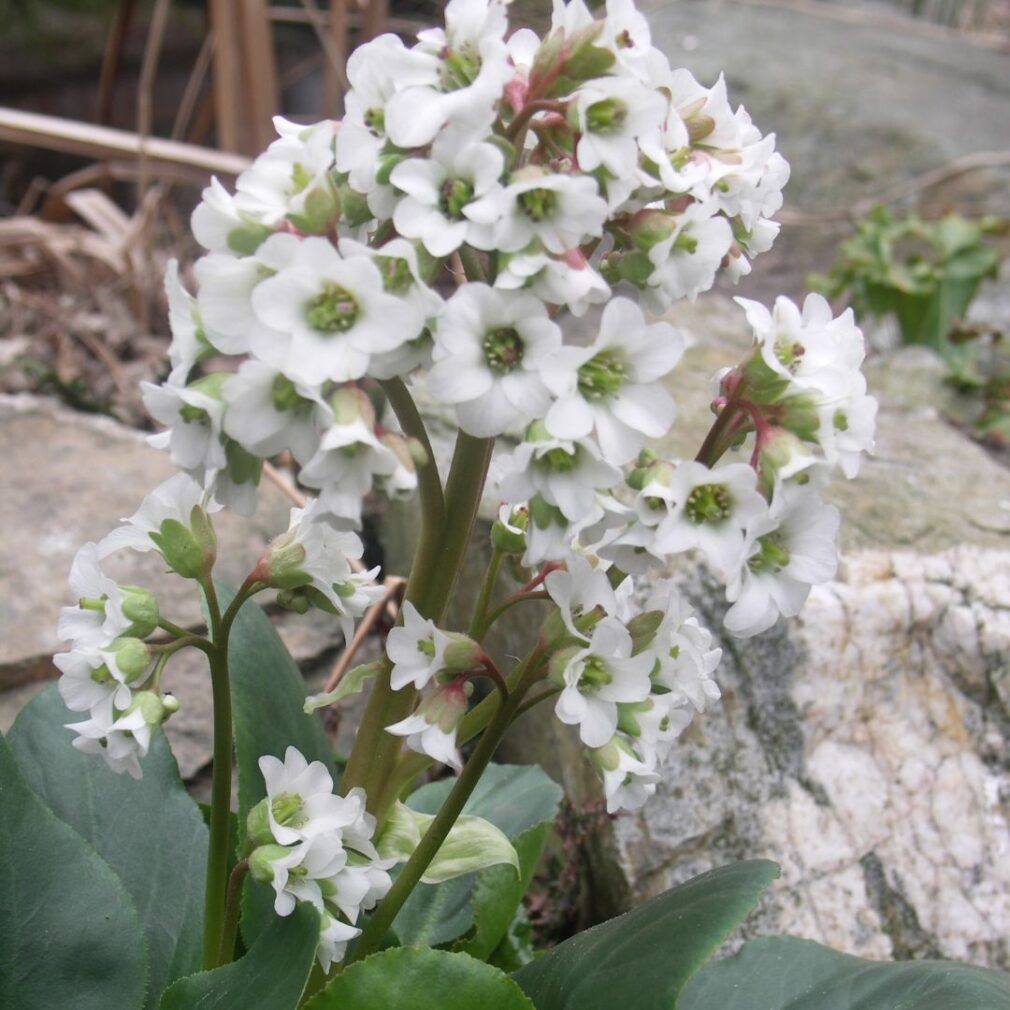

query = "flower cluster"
[
  {"left": 54, "top": 0, "right": 877, "bottom": 825},
  {"left": 246, "top": 748, "right": 392, "bottom": 968}
]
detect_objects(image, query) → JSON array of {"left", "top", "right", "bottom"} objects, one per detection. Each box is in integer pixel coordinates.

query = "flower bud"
[
  {"left": 419, "top": 679, "right": 471, "bottom": 733},
  {"left": 276, "top": 587, "right": 312, "bottom": 614},
  {"left": 330, "top": 384, "right": 376, "bottom": 428},
  {"left": 246, "top": 797, "right": 274, "bottom": 849},
  {"left": 249, "top": 844, "right": 290, "bottom": 885},
  {"left": 547, "top": 645, "right": 581, "bottom": 685},
  {"left": 626, "top": 610, "right": 663, "bottom": 654},
  {"left": 440, "top": 633, "right": 482, "bottom": 675},
  {"left": 119, "top": 585, "right": 160, "bottom": 639},
  {"left": 491, "top": 505, "right": 528, "bottom": 555},
  {"left": 162, "top": 693, "right": 181, "bottom": 717},
  {"left": 106, "top": 638, "right": 151, "bottom": 684},
  {"left": 126, "top": 690, "right": 168, "bottom": 726},
  {"left": 629, "top": 209, "right": 677, "bottom": 252},
  {"left": 288, "top": 176, "right": 339, "bottom": 235}
]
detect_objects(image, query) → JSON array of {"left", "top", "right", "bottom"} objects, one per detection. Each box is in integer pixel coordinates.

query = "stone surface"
[{"left": 0, "top": 394, "right": 295, "bottom": 687}]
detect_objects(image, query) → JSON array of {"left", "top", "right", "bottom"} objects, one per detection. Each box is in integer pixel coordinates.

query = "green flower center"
[
  {"left": 440, "top": 46, "right": 481, "bottom": 91},
  {"left": 483, "top": 327, "right": 525, "bottom": 374},
  {"left": 579, "top": 656, "right": 612, "bottom": 692},
  {"left": 376, "top": 255, "right": 413, "bottom": 293},
  {"left": 440, "top": 177, "right": 474, "bottom": 220},
  {"left": 179, "top": 403, "right": 210, "bottom": 425},
  {"left": 306, "top": 283, "right": 360, "bottom": 333},
  {"left": 364, "top": 107, "right": 385, "bottom": 135},
  {"left": 834, "top": 410, "right": 849, "bottom": 432},
  {"left": 271, "top": 792, "right": 306, "bottom": 828},
  {"left": 290, "top": 162, "right": 313, "bottom": 195},
  {"left": 418, "top": 637, "right": 436, "bottom": 659},
  {"left": 684, "top": 483, "right": 733, "bottom": 524},
  {"left": 586, "top": 97, "right": 628, "bottom": 135},
  {"left": 577, "top": 350, "right": 627, "bottom": 400},
  {"left": 271, "top": 374, "right": 315, "bottom": 416},
  {"left": 519, "top": 187, "right": 557, "bottom": 222},
  {"left": 748, "top": 532, "right": 791, "bottom": 574},
  {"left": 541, "top": 446, "right": 579, "bottom": 473},
  {"left": 775, "top": 337, "right": 805, "bottom": 370}
]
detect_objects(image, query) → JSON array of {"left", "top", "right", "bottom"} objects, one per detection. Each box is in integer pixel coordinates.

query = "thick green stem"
[
  {"left": 467, "top": 548, "right": 503, "bottom": 639},
  {"left": 348, "top": 688, "right": 522, "bottom": 963},
  {"left": 340, "top": 432, "right": 493, "bottom": 812},
  {"left": 202, "top": 638, "right": 234, "bottom": 969},
  {"left": 217, "top": 858, "right": 249, "bottom": 966}
]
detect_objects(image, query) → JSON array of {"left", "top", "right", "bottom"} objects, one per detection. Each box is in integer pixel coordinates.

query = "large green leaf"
[
  {"left": 158, "top": 897, "right": 319, "bottom": 1010},
  {"left": 514, "top": 859, "right": 780, "bottom": 1010},
  {"left": 677, "top": 935, "right": 1010, "bottom": 1010},
  {"left": 394, "top": 763, "right": 563, "bottom": 948},
  {"left": 304, "top": 947, "right": 535, "bottom": 1010},
  {"left": 0, "top": 732, "right": 149, "bottom": 1010},
  {"left": 214, "top": 583, "right": 333, "bottom": 825},
  {"left": 8, "top": 685, "right": 206, "bottom": 1007}
]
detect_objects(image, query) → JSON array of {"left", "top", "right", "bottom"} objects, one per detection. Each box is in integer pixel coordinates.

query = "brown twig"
[{"left": 322, "top": 577, "right": 406, "bottom": 693}]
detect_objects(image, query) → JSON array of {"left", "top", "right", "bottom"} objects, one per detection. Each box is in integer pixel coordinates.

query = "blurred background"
[{"left": 1, "top": 0, "right": 1010, "bottom": 964}]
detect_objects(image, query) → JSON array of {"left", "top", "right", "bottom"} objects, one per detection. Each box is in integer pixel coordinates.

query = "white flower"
[
  {"left": 427, "top": 284, "right": 561, "bottom": 437},
  {"left": 738, "top": 293, "right": 867, "bottom": 402},
  {"left": 724, "top": 482, "right": 839, "bottom": 638},
  {"left": 267, "top": 503, "right": 383, "bottom": 639},
  {"left": 641, "top": 203, "right": 734, "bottom": 311},
  {"left": 554, "top": 617, "right": 653, "bottom": 748},
  {"left": 56, "top": 543, "right": 130, "bottom": 647},
  {"left": 640, "top": 580, "right": 722, "bottom": 712},
  {"left": 233, "top": 117, "right": 337, "bottom": 229},
  {"left": 495, "top": 247, "right": 610, "bottom": 316},
  {"left": 592, "top": 735, "right": 661, "bottom": 814},
  {"left": 142, "top": 370, "right": 228, "bottom": 475},
  {"left": 650, "top": 461, "right": 768, "bottom": 575},
  {"left": 816, "top": 384, "right": 877, "bottom": 479},
  {"left": 55, "top": 645, "right": 132, "bottom": 713},
  {"left": 386, "top": 680, "right": 469, "bottom": 771},
  {"left": 195, "top": 232, "right": 302, "bottom": 356},
  {"left": 497, "top": 424, "right": 621, "bottom": 522},
  {"left": 250, "top": 237, "right": 423, "bottom": 385},
  {"left": 544, "top": 553, "right": 623, "bottom": 639},
  {"left": 259, "top": 746, "right": 366, "bottom": 846},
  {"left": 66, "top": 695, "right": 153, "bottom": 780},
  {"left": 190, "top": 176, "right": 271, "bottom": 255},
  {"left": 265, "top": 834, "right": 349, "bottom": 917},
  {"left": 543, "top": 297, "right": 683, "bottom": 464},
  {"left": 571, "top": 77, "right": 666, "bottom": 178},
  {"left": 384, "top": 0, "right": 513, "bottom": 148},
  {"left": 98, "top": 473, "right": 220, "bottom": 558},
  {"left": 222, "top": 361, "right": 326, "bottom": 464},
  {"left": 317, "top": 912, "right": 362, "bottom": 972},
  {"left": 387, "top": 602, "right": 455, "bottom": 690},
  {"left": 465, "top": 170, "right": 609, "bottom": 255},
  {"left": 391, "top": 131, "right": 504, "bottom": 256},
  {"left": 164, "top": 260, "right": 206, "bottom": 375}
]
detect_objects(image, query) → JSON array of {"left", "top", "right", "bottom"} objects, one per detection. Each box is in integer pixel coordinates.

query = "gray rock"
[{"left": 0, "top": 394, "right": 295, "bottom": 689}]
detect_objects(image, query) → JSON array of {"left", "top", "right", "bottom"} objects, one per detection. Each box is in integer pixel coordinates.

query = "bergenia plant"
[{"left": 6, "top": 1, "right": 1009, "bottom": 1008}]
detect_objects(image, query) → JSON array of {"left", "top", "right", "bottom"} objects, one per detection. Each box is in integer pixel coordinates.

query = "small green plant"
[{"left": 811, "top": 206, "right": 1010, "bottom": 440}]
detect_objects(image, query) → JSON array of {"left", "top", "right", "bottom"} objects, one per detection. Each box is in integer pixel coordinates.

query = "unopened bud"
[
  {"left": 276, "top": 587, "right": 312, "bottom": 614},
  {"left": 127, "top": 690, "right": 168, "bottom": 726},
  {"left": 419, "top": 680, "right": 470, "bottom": 733},
  {"left": 330, "top": 384, "right": 376, "bottom": 428},
  {"left": 249, "top": 844, "right": 289, "bottom": 885},
  {"left": 441, "top": 633, "right": 482, "bottom": 674},
  {"left": 629, "top": 209, "right": 677, "bottom": 252},
  {"left": 263, "top": 533, "right": 309, "bottom": 591},
  {"left": 119, "top": 585, "right": 160, "bottom": 639},
  {"left": 491, "top": 505, "right": 528, "bottom": 555},
  {"left": 547, "top": 645, "right": 581, "bottom": 685},
  {"left": 288, "top": 177, "right": 339, "bottom": 235},
  {"left": 161, "top": 694, "right": 181, "bottom": 717},
  {"left": 107, "top": 638, "right": 151, "bottom": 684}
]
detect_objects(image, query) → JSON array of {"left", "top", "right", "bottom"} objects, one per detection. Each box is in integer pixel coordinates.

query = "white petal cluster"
[
  {"left": 544, "top": 557, "right": 721, "bottom": 813},
  {"left": 56, "top": 543, "right": 166, "bottom": 779},
  {"left": 248, "top": 747, "right": 392, "bottom": 970}
]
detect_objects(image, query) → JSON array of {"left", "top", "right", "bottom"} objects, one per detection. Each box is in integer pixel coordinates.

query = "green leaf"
[
  {"left": 462, "top": 822, "right": 552, "bottom": 961},
  {"left": 214, "top": 583, "right": 333, "bottom": 826},
  {"left": 7, "top": 684, "right": 205, "bottom": 1007},
  {"left": 158, "top": 898, "right": 320, "bottom": 1010},
  {"left": 304, "top": 947, "right": 535, "bottom": 1010},
  {"left": 379, "top": 801, "right": 519, "bottom": 883},
  {"left": 304, "top": 661, "right": 381, "bottom": 713},
  {"left": 394, "top": 764, "right": 563, "bottom": 948},
  {"left": 0, "top": 732, "right": 149, "bottom": 1010},
  {"left": 677, "top": 935, "right": 1010, "bottom": 1010},
  {"left": 514, "top": 859, "right": 780, "bottom": 1010}
]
